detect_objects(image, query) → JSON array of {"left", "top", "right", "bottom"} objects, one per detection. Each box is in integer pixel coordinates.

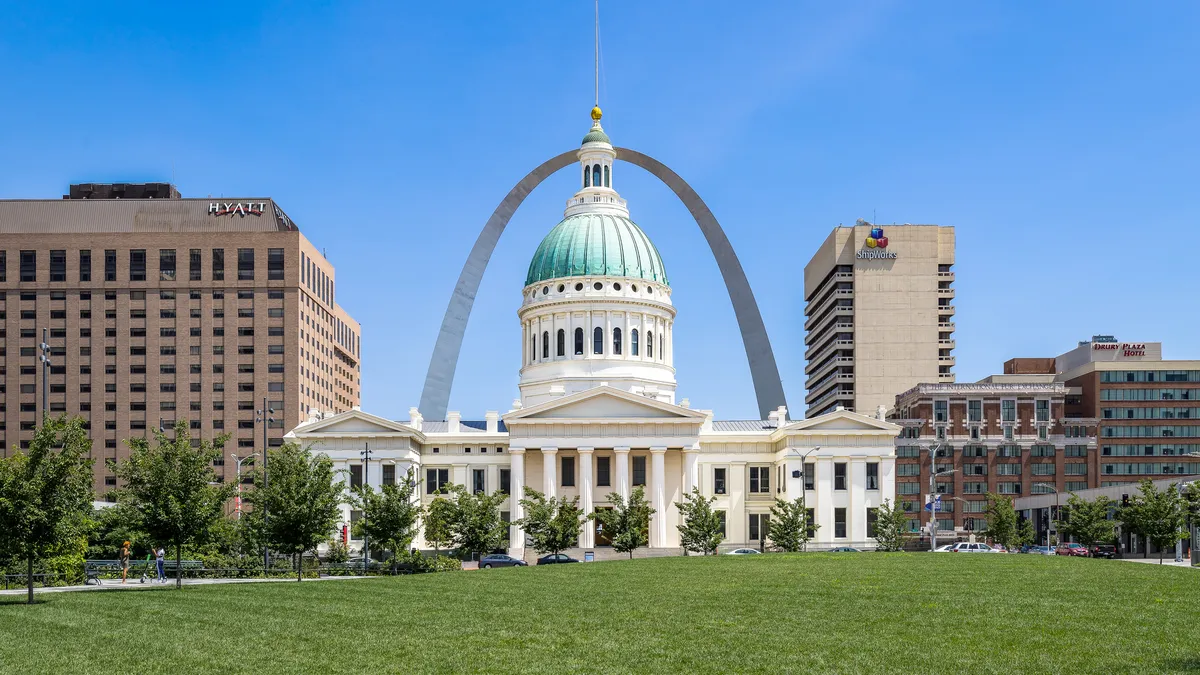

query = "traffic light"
[{"left": 1121, "top": 494, "right": 1130, "bottom": 508}]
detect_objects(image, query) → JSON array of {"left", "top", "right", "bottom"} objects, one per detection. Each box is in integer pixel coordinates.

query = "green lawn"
[{"left": 2, "top": 554, "right": 1198, "bottom": 674}]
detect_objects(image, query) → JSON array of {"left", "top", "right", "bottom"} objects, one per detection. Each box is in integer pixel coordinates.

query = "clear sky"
[{"left": 2, "top": 1, "right": 1197, "bottom": 421}]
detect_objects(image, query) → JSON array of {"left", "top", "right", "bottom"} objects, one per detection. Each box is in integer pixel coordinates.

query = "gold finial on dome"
[{"left": 591, "top": 106, "right": 603, "bottom": 121}]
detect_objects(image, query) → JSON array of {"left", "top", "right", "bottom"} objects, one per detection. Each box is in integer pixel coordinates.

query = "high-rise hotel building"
[
  {"left": 0, "top": 183, "right": 361, "bottom": 495},
  {"left": 803, "top": 221, "right": 956, "bottom": 418}
]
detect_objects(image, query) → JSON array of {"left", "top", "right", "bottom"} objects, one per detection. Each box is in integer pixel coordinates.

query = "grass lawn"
[{"left": 2, "top": 553, "right": 1199, "bottom": 674}]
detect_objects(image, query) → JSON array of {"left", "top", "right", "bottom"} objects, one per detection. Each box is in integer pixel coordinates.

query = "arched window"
[
  {"left": 593, "top": 164, "right": 602, "bottom": 185},
  {"left": 659, "top": 333, "right": 665, "bottom": 360},
  {"left": 556, "top": 329, "right": 565, "bottom": 357},
  {"left": 647, "top": 331, "right": 654, "bottom": 358},
  {"left": 584, "top": 165, "right": 591, "bottom": 188},
  {"left": 631, "top": 329, "right": 639, "bottom": 356},
  {"left": 542, "top": 331, "right": 549, "bottom": 360},
  {"left": 531, "top": 333, "right": 537, "bottom": 361},
  {"left": 574, "top": 327, "right": 584, "bottom": 355},
  {"left": 593, "top": 326, "right": 603, "bottom": 354},
  {"left": 603, "top": 164, "right": 610, "bottom": 187},
  {"left": 613, "top": 327, "right": 622, "bottom": 355}
]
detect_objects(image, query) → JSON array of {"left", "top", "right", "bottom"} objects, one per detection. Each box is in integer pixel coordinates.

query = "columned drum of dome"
[{"left": 419, "top": 134, "right": 788, "bottom": 420}]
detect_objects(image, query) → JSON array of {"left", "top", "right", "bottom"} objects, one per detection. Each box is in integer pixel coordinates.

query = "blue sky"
[{"left": 2, "top": 1, "right": 1197, "bottom": 420}]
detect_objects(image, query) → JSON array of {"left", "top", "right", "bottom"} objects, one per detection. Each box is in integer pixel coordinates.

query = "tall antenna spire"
[{"left": 594, "top": 0, "right": 600, "bottom": 107}]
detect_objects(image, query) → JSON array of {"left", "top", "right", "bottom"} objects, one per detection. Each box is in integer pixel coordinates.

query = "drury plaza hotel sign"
[{"left": 1093, "top": 342, "right": 1148, "bottom": 358}]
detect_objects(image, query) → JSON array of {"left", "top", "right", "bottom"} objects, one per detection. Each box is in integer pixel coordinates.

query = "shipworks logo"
[{"left": 857, "top": 224, "right": 897, "bottom": 260}]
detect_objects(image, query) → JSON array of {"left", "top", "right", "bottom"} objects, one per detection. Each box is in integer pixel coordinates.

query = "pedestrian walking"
[
  {"left": 119, "top": 541, "right": 131, "bottom": 584},
  {"left": 155, "top": 546, "right": 166, "bottom": 583}
]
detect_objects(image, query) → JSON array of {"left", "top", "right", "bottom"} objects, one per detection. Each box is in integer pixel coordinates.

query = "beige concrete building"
[
  {"left": 803, "top": 221, "right": 956, "bottom": 418},
  {"left": 0, "top": 183, "right": 361, "bottom": 495}
]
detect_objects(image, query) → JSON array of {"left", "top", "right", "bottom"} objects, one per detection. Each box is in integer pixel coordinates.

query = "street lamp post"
[
  {"left": 360, "top": 443, "right": 373, "bottom": 564},
  {"left": 787, "top": 447, "right": 820, "bottom": 550},
  {"left": 1175, "top": 454, "right": 1200, "bottom": 563},
  {"left": 1034, "top": 482, "right": 1060, "bottom": 548},
  {"left": 38, "top": 329, "right": 51, "bottom": 420},
  {"left": 256, "top": 401, "right": 275, "bottom": 572},
  {"left": 230, "top": 453, "right": 258, "bottom": 520},
  {"left": 925, "top": 442, "right": 956, "bottom": 552}
]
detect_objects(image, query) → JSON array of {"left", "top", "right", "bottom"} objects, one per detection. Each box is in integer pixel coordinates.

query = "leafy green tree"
[
  {"left": 590, "top": 487, "right": 654, "bottom": 559},
  {"left": 445, "top": 484, "right": 509, "bottom": 561},
  {"left": 516, "top": 487, "right": 585, "bottom": 557},
  {"left": 1058, "top": 494, "right": 1116, "bottom": 549},
  {"left": 1120, "top": 479, "right": 1185, "bottom": 564},
  {"left": 768, "top": 495, "right": 816, "bottom": 552},
  {"left": 675, "top": 487, "right": 724, "bottom": 555},
  {"left": 243, "top": 443, "right": 346, "bottom": 581},
  {"left": 355, "top": 468, "right": 421, "bottom": 573},
  {"left": 1017, "top": 516, "right": 1036, "bottom": 549},
  {"left": 114, "top": 422, "right": 236, "bottom": 588},
  {"left": 871, "top": 499, "right": 909, "bottom": 552},
  {"left": 87, "top": 502, "right": 146, "bottom": 560},
  {"left": 982, "top": 493, "right": 1020, "bottom": 550},
  {"left": 0, "top": 417, "right": 94, "bottom": 603},
  {"left": 423, "top": 489, "right": 457, "bottom": 554}
]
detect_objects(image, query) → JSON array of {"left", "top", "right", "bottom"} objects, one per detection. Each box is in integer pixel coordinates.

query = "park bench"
[{"left": 84, "top": 559, "right": 203, "bottom": 585}]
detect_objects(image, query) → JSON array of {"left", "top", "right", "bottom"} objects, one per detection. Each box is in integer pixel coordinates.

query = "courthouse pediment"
[
  {"left": 506, "top": 386, "right": 707, "bottom": 422},
  {"left": 780, "top": 409, "right": 899, "bottom": 434},
  {"left": 291, "top": 409, "right": 422, "bottom": 437}
]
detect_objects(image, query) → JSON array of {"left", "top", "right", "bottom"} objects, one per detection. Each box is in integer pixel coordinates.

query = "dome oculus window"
[
  {"left": 542, "top": 286, "right": 549, "bottom": 296},
  {"left": 647, "top": 287, "right": 654, "bottom": 295},
  {"left": 631, "top": 284, "right": 638, "bottom": 292},
  {"left": 613, "top": 283, "right": 621, "bottom": 291},
  {"left": 593, "top": 282, "right": 603, "bottom": 291},
  {"left": 574, "top": 283, "right": 583, "bottom": 291},
  {"left": 557, "top": 284, "right": 565, "bottom": 293}
]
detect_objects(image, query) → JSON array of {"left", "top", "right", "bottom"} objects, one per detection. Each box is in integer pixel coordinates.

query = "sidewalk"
[
  {"left": 0, "top": 574, "right": 370, "bottom": 596},
  {"left": 1115, "top": 557, "right": 1198, "bottom": 568}
]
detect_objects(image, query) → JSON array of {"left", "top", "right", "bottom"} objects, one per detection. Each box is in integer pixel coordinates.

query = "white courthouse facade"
[{"left": 285, "top": 108, "right": 901, "bottom": 556}]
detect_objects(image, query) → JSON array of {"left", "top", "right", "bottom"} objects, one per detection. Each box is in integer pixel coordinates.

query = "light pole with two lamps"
[
  {"left": 230, "top": 453, "right": 258, "bottom": 520},
  {"left": 1033, "top": 482, "right": 1060, "bottom": 549},
  {"left": 925, "top": 442, "right": 957, "bottom": 551},
  {"left": 786, "top": 447, "right": 820, "bottom": 550},
  {"left": 256, "top": 401, "right": 275, "bottom": 572}
]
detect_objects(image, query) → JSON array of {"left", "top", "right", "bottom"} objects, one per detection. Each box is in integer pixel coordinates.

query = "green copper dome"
[
  {"left": 582, "top": 128, "right": 611, "bottom": 144},
  {"left": 526, "top": 213, "right": 669, "bottom": 287}
]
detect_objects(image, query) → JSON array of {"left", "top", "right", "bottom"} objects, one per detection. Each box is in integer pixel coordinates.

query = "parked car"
[
  {"left": 1090, "top": 544, "right": 1117, "bottom": 559},
  {"left": 479, "top": 554, "right": 527, "bottom": 568},
  {"left": 948, "top": 542, "right": 995, "bottom": 553},
  {"left": 1022, "top": 545, "right": 1055, "bottom": 556},
  {"left": 536, "top": 554, "right": 579, "bottom": 565},
  {"left": 991, "top": 544, "right": 1011, "bottom": 554},
  {"left": 1055, "top": 543, "right": 1088, "bottom": 557},
  {"left": 726, "top": 548, "right": 762, "bottom": 555},
  {"left": 932, "top": 544, "right": 955, "bottom": 552},
  {"left": 829, "top": 547, "right": 862, "bottom": 553}
]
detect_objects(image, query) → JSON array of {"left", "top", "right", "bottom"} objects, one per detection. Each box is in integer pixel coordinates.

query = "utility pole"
[
  {"left": 256, "top": 399, "right": 275, "bottom": 571},
  {"left": 38, "top": 329, "right": 51, "bottom": 420},
  {"left": 360, "top": 442, "right": 372, "bottom": 564},
  {"left": 926, "top": 442, "right": 955, "bottom": 552}
]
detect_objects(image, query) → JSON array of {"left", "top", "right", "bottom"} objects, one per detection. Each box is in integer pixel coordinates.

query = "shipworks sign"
[
  {"left": 856, "top": 225, "right": 897, "bottom": 260},
  {"left": 208, "top": 202, "right": 266, "bottom": 218}
]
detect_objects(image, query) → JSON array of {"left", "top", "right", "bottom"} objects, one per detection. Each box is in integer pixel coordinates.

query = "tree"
[
  {"left": 355, "top": 468, "right": 421, "bottom": 573},
  {"left": 446, "top": 484, "right": 509, "bottom": 560},
  {"left": 675, "top": 487, "right": 724, "bottom": 555},
  {"left": 590, "top": 487, "right": 654, "bottom": 559},
  {"left": 243, "top": 443, "right": 346, "bottom": 581},
  {"left": 982, "top": 493, "right": 1020, "bottom": 550},
  {"left": 1057, "top": 494, "right": 1116, "bottom": 549},
  {"left": 423, "top": 489, "right": 457, "bottom": 554},
  {"left": 871, "top": 499, "right": 909, "bottom": 552},
  {"left": 768, "top": 495, "right": 816, "bottom": 552},
  {"left": 0, "top": 417, "right": 94, "bottom": 604},
  {"left": 516, "top": 487, "right": 585, "bottom": 557},
  {"left": 1120, "top": 479, "right": 1185, "bottom": 564},
  {"left": 113, "top": 421, "right": 236, "bottom": 588},
  {"left": 1017, "top": 517, "right": 1036, "bottom": 549}
]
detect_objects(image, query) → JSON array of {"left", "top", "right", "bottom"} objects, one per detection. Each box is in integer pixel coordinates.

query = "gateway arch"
[{"left": 419, "top": 147, "right": 788, "bottom": 421}]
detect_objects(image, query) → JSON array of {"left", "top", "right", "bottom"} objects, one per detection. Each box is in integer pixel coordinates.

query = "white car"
[
  {"left": 948, "top": 542, "right": 996, "bottom": 553},
  {"left": 932, "top": 544, "right": 954, "bottom": 552},
  {"left": 726, "top": 548, "right": 762, "bottom": 555}
]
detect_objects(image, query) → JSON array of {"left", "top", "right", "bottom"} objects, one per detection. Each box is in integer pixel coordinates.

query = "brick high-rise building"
[{"left": 0, "top": 184, "right": 361, "bottom": 496}]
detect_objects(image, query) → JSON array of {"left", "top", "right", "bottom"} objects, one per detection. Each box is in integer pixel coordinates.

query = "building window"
[
  {"left": 867, "top": 508, "right": 878, "bottom": 538},
  {"left": 556, "top": 329, "right": 565, "bottom": 357},
  {"left": 748, "top": 513, "right": 769, "bottom": 543},
  {"left": 499, "top": 468, "right": 511, "bottom": 495},
  {"left": 834, "top": 462, "right": 847, "bottom": 490},
  {"left": 159, "top": 249, "right": 176, "bottom": 281},
  {"left": 968, "top": 400, "right": 982, "bottom": 423},
  {"left": 597, "top": 456, "right": 611, "bottom": 486},
  {"left": 574, "top": 327, "right": 584, "bottom": 355},
  {"left": 1036, "top": 399, "right": 1050, "bottom": 423},
  {"left": 561, "top": 456, "right": 575, "bottom": 487},
  {"left": 381, "top": 464, "right": 396, "bottom": 486},
  {"left": 749, "top": 465, "right": 770, "bottom": 493},
  {"left": 104, "top": 249, "right": 116, "bottom": 281},
  {"left": 212, "top": 248, "right": 225, "bottom": 280},
  {"left": 129, "top": 249, "right": 146, "bottom": 281},
  {"left": 834, "top": 508, "right": 847, "bottom": 538},
  {"left": 49, "top": 250, "right": 66, "bottom": 282},
  {"left": 1001, "top": 399, "right": 1016, "bottom": 423},
  {"left": 267, "top": 248, "right": 284, "bottom": 280},
  {"left": 716, "top": 510, "right": 726, "bottom": 537},
  {"left": 593, "top": 326, "right": 603, "bottom": 354},
  {"left": 714, "top": 467, "right": 727, "bottom": 495},
  {"left": 349, "top": 464, "right": 363, "bottom": 489},
  {"left": 542, "top": 331, "right": 550, "bottom": 359},
  {"left": 804, "top": 462, "right": 815, "bottom": 490},
  {"left": 237, "top": 248, "right": 254, "bottom": 281},
  {"left": 613, "top": 327, "right": 622, "bottom": 355},
  {"left": 866, "top": 463, "right": 879, "bottom": 490},
  {"left": 934, "top": 400, "right": 948, "bottom": 423},
  {"left": 473, "top": 468, "right": 486, "bottom": 494},
  {"left": 188, "top": 249, "right": 202, "bottom": 281},
  {"left": 425, "top": 467, "right": 450, "bottom": 494},
  {"left": 19, "top": 250, "right": 36, "bottom": 282},
  {"left": 632, "top": 456, "right": 647, "bottom": 486}
]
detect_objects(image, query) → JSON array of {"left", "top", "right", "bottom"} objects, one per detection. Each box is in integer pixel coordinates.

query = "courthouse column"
[
  {"left": 509, "top": 449, "right": 526, "bottom": 555},
  {"left": 542, "top": 447, "right": 558, "bottom": 498},
  {"left": 614, "top": 446, "right": 631, "bottom": 500},
  {"left": 578, "top": 447, "right": 595, "bottom": 548},
  {"left": 650, "top": 447, "right": 667, "bottom": 547}
]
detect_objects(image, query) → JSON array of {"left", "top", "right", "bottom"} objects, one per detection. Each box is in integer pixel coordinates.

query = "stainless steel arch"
[{"left": 418, "top": 147, "right": 788, "bottom": 420}]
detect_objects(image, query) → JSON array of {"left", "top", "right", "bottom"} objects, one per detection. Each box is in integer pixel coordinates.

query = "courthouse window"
[{"left": 632, "top": 456, "right": 647, "bottom": 486}]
